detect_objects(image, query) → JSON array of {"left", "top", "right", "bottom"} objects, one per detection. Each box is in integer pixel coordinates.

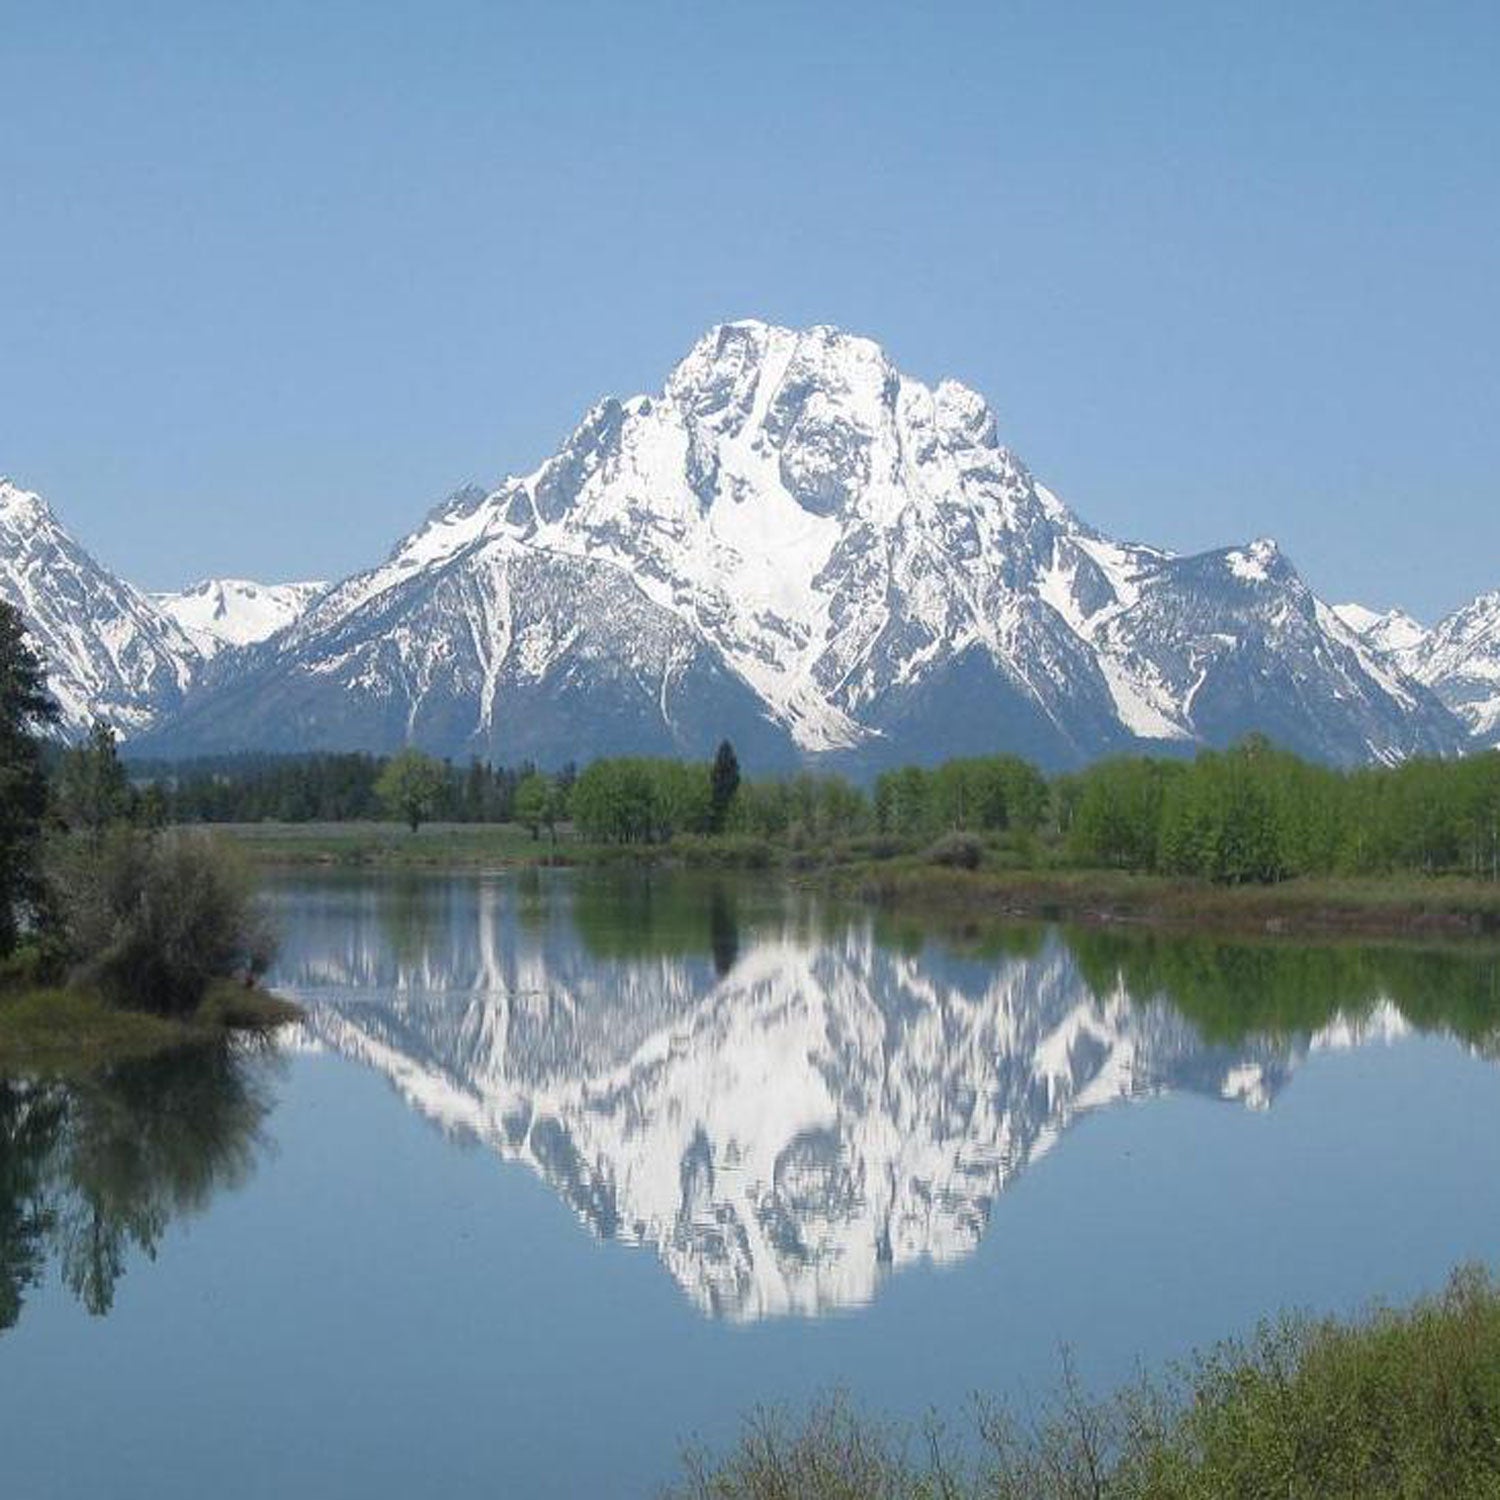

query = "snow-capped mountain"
[
  {"left": 1333, "top": 602, "right": 1429, "bottom": 659},
  {"left": 153, "top": 577, "right": 327, "bottom": 657},
  {"left": 1414, "top": 592, "right": 1500, "bottom": 746},
  {"left": 267, "top": 878, "right": 1412, "bottom": 1320},
  {"left": 1336, "top": 593, "right": 1500, "bottom": 747},
  {"left": 142, "top": 321, "right": 1466, "bottom": 767},
  {"left": 0, "top": 478, "right": 200, "bottom": 737}
]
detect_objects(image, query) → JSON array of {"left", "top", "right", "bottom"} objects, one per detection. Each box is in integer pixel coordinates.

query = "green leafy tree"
[
  {"left": 0, "top": 602, "right": 59, "bottom": 958},
  {"left": 709, "top": 740, "right": 741, "bottom": 834},
  {"left": 514, "top": 772, "right": 560, "bottom": 843},
  {"left": 376, "top": 748, "right": 446, "bottom": 833}
]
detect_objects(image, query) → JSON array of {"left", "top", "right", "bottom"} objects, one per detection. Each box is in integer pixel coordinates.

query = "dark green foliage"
[
  {"left": 129, "top": 750, "right": 534, "bottom": 825},
  {"left": 53, "top": 719, "right": 131, "bottom": 840},
  {"left": 710, "top": 740, "right": 741, "bottom": 833},
  {"left": 0, "top": 602, "right": 59, "bottom": 959},
  {"left": 670, "top": 1268, "right": 1500, "bottom": 1499},
  {"left": 50, "top": 830, "right": 275, "bottom": 1016}
]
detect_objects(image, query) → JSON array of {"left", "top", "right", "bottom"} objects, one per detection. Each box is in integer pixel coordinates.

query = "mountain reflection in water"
[
  {"left": 268, "top": 873, "right": 1500, "bottom": 1322},
  {"left": 0, "top": 1045, "right": 277, "bottom": 1332}
]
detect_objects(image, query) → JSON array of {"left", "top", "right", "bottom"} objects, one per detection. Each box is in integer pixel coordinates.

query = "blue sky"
[{"left": 2, "top": 1, "right": 1496, "bottom": 619}]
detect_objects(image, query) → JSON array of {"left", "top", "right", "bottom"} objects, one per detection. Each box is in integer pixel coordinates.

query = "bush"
[
  {"left": 669, "top": 1267, "right": 1500, "bottom": 1500},
  {"left": 925, "top": 832, "right": 983, "bottom": 870},
  {"left": 51, "top": 829, "right": 277, "bottom": 1016}
]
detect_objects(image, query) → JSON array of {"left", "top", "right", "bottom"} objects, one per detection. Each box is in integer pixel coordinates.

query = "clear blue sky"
[{"left": 2, "top": 0, "right": 1496, "bottom": 619}]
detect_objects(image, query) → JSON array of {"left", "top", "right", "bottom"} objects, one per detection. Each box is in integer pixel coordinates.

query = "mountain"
[
  {"left": 1336, "top": 593, "right": 1500, "bottom": 747},
  {"left": 0, "top": 478, "right": 199, "bottom": 737},
  {"left": 153, "top": 577, "right": 327, "bottom": 658},
  {"left": 268, "top": 880, "right": 1408, "bottom": 1320},
  {"left": 138, "top": 321, "right": 1468, "bottom": 768}
]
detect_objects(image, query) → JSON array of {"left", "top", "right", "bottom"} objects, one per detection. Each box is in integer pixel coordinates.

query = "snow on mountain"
[
  {"left": 1333, "top": 602, "right": 1430, "bottom": 658},
  {"left": 1337, "top": 591, "right": 1500, "bottom": 747},
  {"left": 141, "top": 321, "right": 1467, "bottom": 767},
  {"left": 153, "top": 577, "right": 327, "bottom": 657},
  {"left": 0, "top": 477, "right": 199, "bottom": 737},
  {"left": 270, "top": 889, "right": 1305, "bottom": 1320}
]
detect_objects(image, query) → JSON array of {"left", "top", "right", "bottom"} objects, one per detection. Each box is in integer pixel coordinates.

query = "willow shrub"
[
  {"left": 51, "top": 828, "right": 276, "bottom": 1016},
  {"left": 668, "top": 1267, "right": 1500, "bottom": 1500}
]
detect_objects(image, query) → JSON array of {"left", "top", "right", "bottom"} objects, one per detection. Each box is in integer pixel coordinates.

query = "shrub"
[
  {"left": 52, "top": 828, "right": 277, "bottom": 1016},
  {"left": 925, "top": 832, "right": 983, "bottom": 870},
  {"left": 669, "top": 1267, "right": 1500, "bottom": 1500}
]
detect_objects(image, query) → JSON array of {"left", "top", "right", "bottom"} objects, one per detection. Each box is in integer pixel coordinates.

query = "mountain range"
[{"left": 2, "top": 320, "right": 1496, "bottom": 768}]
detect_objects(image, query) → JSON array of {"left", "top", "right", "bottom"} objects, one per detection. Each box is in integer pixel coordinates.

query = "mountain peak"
[{"left": 0, "top": 477, "right": 54, "bottom": 528}]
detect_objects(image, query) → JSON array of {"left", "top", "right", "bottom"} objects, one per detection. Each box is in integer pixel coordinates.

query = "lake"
[{"left": 4, "top": 869, "right": 1500, "bottom": 1497}]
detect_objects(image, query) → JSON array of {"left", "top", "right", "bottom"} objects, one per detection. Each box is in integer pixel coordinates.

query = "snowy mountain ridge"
[
  {"left": 153, "top": 577, "right": 328, "bottom": 657},
  {"left": 1335, "top": 593, "right": 1500, "bottom": 748},
  {"left": 0, "top": 477, "right": 326, "bottom": 736},
  {"left": 137, "top": 320, "right": 1470, "bottom": 767},
  {"left": 0, "top": 477, "right": 199, "bottom": 735}
]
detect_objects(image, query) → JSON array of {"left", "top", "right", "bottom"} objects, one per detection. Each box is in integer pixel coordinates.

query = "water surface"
[{"left": 4, "top": 870, "right": 1500, "bottom": 1497}]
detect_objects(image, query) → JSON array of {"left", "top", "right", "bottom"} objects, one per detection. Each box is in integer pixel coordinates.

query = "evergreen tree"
[
  {"left": 54, "top": 718, "right": 131, "bottom": 842},
  {"left": 0, "top": 602, "right": 58, "bottom": 958},
  {"left": 710, "top": 740, "right": 741, "bottom": 833}
]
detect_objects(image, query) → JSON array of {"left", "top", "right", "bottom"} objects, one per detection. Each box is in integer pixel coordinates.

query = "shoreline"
[
  {"left": 0, "top": 981, "right": 303, "bottom": 1072},
  {"left": 215, "top": 821, "right": 1500, "bottom": 944}
]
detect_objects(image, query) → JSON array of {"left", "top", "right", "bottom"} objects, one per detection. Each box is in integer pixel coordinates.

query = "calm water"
[{"left": 5, "top": 870, "right": 1500, "bottom": 1497}]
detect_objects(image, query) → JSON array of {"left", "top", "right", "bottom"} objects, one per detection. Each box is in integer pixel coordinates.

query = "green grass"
[
  {"left": 668, "top": 1266, "right": 1500, "bottom": 1499},
  {"left": 0, "top": 980, "right": 301, "bottom": 1072}
]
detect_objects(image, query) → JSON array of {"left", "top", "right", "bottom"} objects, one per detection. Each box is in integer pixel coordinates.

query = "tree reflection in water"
[{"left": 0, "top": 1043, "right": 276, "bottom": 1329}]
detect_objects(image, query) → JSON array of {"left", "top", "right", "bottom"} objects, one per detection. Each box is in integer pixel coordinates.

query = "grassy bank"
[
  {"left": 0, "top": 980, "right": 301, "bottom": 1072},
  {"left": 670, "top": 1266, "right": 1500, "bottom": 1499},
  {"left": 217, "top": 820, "right": 1500, "bottom": 941},
  {"left": 828, "top": 862, "right": 1500, "bottom": 940}
]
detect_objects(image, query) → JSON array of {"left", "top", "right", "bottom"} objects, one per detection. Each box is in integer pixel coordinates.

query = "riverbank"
[
  {"left": 216, "top": 820, "right": 1500, "bottom": 941},
  {"left": 669, "top": 1266, "right": 1500, "bottom": 1499},
  {"left": 0, "top": 980, "right": 302, "bottom": 1072},
  {"left": 828, "top": 863, "right": 1500, "bottom": 940}
]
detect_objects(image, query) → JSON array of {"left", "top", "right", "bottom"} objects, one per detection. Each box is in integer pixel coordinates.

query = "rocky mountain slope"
[
  {"left": 0, "top": 478, "right": 329, "bottom": 738},
  {"left": 136, "top": 322, "right": 1468, "bottom": 768},
  {"left": 0, "top": 478, "right": 199, "bottom": 736}
]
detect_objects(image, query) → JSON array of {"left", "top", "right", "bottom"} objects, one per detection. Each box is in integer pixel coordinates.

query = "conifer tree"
[{"left": 0, "top": 602, "right": 59, "bottom": 957}]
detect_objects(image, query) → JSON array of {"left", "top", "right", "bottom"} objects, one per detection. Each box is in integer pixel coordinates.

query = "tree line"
[
  {"left": 126, "top": 751, "right": 577, "bottom": 827},
  {"left": 114, "top": 730, "right": 1500, "bottom": 884}
]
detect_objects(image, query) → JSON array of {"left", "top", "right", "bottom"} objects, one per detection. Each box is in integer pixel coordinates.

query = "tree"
[
  {"left": 710, "top": 740, "right": 741, "bottom": 834},
  {"left": 54, "top": 719, "right": 131, "bottom": 842},
  {"left": 0, "top": 602, "right": 59, "bottom": 958},
  {"left": 375, "top": 748, "right": 446, "bottom": 833},
  {"left": 515, "top": 772, "right": 560, "bottom": 843}
]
